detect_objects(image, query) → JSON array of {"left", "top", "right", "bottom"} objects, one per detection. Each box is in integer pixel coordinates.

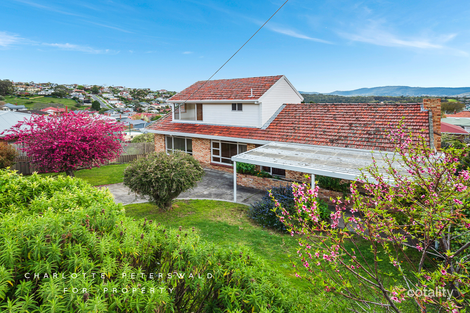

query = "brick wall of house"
[
  {"left": 155, "top": 134, "right": 165, "bottom": 152},
  {"left": 285, "top": 170, "right": 311, "bottom": 181},
  {"left": 193, "top": 138, "right": 211, "bottom": 164},
  {"left": 423, "top": 98, "right": 441, "bottom": 150}
]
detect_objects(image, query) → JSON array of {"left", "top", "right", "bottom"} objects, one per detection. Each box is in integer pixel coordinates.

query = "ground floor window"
[
  {"left": 211, "top": 140, "right": 247, "bottom": 165},
  {"left": 165, "top": 136, "right": 192, "bottom": 155},
  {"left": 262, "top": 166, "right": 286, "bottom": 177}
]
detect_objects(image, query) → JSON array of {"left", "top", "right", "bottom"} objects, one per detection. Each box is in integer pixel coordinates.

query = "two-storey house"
[{"left": 146, "top": 75, "right": 441, "bottom": 180}]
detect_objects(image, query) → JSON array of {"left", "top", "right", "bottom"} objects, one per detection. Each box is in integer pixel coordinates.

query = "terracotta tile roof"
[
  {"left": 445, "top": 111, "right": 470, "bottom": 118},
  {"left": 169, "top": 75, "right": 284, "bottom": 101},
  {"left": 147, "top": 103, "right": 431, "bottom": 151},
  {"left": 441, "top": 122, "right": 468, "bottom": 134}
]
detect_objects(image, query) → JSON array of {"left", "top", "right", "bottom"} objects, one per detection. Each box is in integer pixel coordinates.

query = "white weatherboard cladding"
[
  {"left": 258, "top": 77, "right": 303, "bottom": 125},
  {"left": 202, "top": 103, "right": 260, "bottom": 127}
]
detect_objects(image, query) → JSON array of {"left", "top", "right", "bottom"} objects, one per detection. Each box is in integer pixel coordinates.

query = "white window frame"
[
  {"left": 261, "top": 166, "right": 286, "bottom": 178},
  {"left": 211, "top": 140, "right": 247, "bottom": 165},
  {"left": 165, "top": 136, "right": 193, "bottom": 155}
]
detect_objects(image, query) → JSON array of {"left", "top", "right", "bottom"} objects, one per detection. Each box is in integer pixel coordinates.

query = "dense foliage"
[
  {"left": 0, "top": 169, "right": 314, "bottom": 312},
  {"left": 236, "top": 162, "right": 273, "bottom": 178},
  {"left": 0, "top": 142, "right": 18, "bottom": 169},
  {"left": 316, "top": 175, "right": 349, "bottom": 194},
  {"left": 273, "top": 123, "right": 470, "bottom": 312},
  {"left": 0, "top": 79, "right": 14, "bottom": 96},
  {"left": 124, "top": 151, "right": 205, "bottom": 209},
  {"left": 249, "top": 185, "right": 329, "bottom": 232},
  {"left": 130, "top": 133, "right": 154, "bottom": 143},
  {"left": 1, "top": 112, "right": 124, "bottom": 177}
]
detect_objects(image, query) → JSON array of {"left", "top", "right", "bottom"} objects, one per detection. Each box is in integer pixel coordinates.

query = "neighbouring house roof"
[
  {"left": 442, "top": 118, "right": 470, "bottom": 127},
  {"left": 147, "top": 103, "right": 432, "bottom": 151},
  {"left": 441, "top": 122, "right": 469, "bottom": 134},
  {"left": 22, "top": 110, "right": 48, "bottom": 115},
  {"left": 5, "top": 103, "right": 27, "bottom": 110},
  {"left": 168, "top": 75, "right": 284, "bottom": 102},
  {"left": 445, "top": 111, "right": 470, "bottom": 118},
  {"left": 40, "top": 107, "right": 66, "bottom": 112},
  {"left": 0, "top": 111, "right": 31, "bottom": 137}
]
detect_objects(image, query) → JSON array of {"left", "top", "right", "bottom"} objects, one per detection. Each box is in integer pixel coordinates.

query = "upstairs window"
[{"left": 231, "top": 103, "right": 243, "bottom": 111}]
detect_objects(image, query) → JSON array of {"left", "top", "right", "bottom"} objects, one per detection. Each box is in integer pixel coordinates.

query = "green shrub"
[
  {"left": 123, "top": 151, "right": 205, "bottom": 210},
  {"left": 0, "top": 143, "right": 18, "bottom": 169},
  {"left": 130, "top": 133, "right": 154, "bottom": 143},
  {"left": 0, "top": 169, "right": 315, "bottom": 312},
  {"left": 236, "top": 162, "right": 272, "bottom": 178},
  {"left": 249, "top": 185, "right": 329, "bottom": 232},
  {"left": 317, "top": 175, "right": 349, "bottom": 193}
]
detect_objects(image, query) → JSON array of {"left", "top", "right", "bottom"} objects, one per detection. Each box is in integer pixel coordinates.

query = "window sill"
[{"left": 210, "top": 162, "right": 233, "bottom": 168}]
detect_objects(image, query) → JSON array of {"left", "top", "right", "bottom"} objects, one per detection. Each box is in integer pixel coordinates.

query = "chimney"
[{"left": 422, "top": 98, "right": 441, "bottom": 150}]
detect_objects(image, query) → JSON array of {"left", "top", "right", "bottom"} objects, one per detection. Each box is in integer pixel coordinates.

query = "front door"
[{"left": 196, "top": 104, "right": 203, "bottom": 121}]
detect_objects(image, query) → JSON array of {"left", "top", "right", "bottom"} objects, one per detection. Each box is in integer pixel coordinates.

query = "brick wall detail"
[
  {"left": 423, "top": 98, "right": 441, "bottom": 150},
  {"left": 154, "top": 134, "right": 165, "bottom": 153},
  {"left": 285, "top": 170, "right": 311, "bottom": 181},
  {"left": 193, "top": 138, "right": 211, "bottom": 164}
]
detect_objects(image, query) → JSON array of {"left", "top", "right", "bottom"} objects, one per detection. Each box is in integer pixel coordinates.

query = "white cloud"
[
  {"left": 0, "top": 31, "right": 22, "bottom": 47},
  {"left": 338, "top": 20, "right": 467, "bottom": 56},
  {"left": 267, "top": 25, "right": 333, "bottom": 44},
  {"left": 182, "top": 51, "right": 193, "bottom": 54},
  {"left": 42, "top": 43, "right": 117, "bottom": 54}
]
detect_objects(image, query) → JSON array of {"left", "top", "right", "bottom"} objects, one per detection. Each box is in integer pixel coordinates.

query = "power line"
[{"left": 181, "top": 0, "right": 290, "bottom": 104}]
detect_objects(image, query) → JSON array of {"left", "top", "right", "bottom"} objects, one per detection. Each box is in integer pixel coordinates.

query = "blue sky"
[{"left": 1, "top": 0, "right": 469, "bottom": 92}]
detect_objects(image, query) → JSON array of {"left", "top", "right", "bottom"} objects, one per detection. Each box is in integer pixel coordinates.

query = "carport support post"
[
  {"left": 233, "top": 161, "right": 237, "bottom": 202},
  {"left": 311, "top": 174, "right": 315, "bottom": 190}
]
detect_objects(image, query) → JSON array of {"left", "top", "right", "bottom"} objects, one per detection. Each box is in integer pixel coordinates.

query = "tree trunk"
[{"left": 65, "top": 169, "right": 75, "bottom": 177}]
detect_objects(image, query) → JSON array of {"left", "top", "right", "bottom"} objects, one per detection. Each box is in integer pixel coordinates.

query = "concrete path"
[{"left": 101, "top": 168, "right": 265, "bottom": 206}]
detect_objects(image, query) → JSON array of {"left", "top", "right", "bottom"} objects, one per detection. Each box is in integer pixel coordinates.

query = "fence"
[{"left": 11, "top": 142, "right": 155, "bottom": 175}]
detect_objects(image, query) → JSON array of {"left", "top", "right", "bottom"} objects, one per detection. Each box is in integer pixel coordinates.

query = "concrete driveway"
[{"left": 102, "top": 168, "right": 265, "bottom": 206}]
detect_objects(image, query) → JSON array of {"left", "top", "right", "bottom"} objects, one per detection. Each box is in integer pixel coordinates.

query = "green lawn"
[
  {"left": 4, "top": 95, "right": 79, "bottom": 110},
  {"left": 125, "top": 200, "right": 424, "bottom": 312},
  {"left": 447, "top": 99, "right": 458, "bottom": 102},
  {"left": 41, "top": 163, "right": 129, "bottom": 186}
]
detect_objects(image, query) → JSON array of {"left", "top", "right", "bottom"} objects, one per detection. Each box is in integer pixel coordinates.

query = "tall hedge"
[{"left": 0, "top": 169, "right": 314, "bottom": 312}]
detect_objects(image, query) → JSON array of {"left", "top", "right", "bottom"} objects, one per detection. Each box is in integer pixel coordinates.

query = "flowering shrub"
[
  {"left": 250, "top": 185, "right": 329, "bottom": 232},
  {"left": 123, "top": 151, "right": 205, "bottom": 210},
  {"left": 1, "top": 112, "right": 124, "bottom": 176},
  {"left": 0, "top": 142, "right": 18, "bottom": 169},
  {"left": 272, "top": 123, "right": 470, "bottom": 312},
  {"left": 0, "top": 169, "right": 315, "bottom": 312}
]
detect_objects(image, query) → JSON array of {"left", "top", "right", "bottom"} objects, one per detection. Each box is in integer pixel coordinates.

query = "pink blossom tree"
[
  {"left": 2, "top": 112, "right": 125, "bottom": 176},
  {"left": 272, "top": 123, "right": 470, "bottom": 312}
]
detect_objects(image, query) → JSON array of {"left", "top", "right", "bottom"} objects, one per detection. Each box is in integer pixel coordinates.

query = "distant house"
[
  {"left": 441, "top": 122, "right": 469, "bottom": 135},
  {"left": 3, "top": 103, "right": 27, "bottom": 111},
  {"left": 445, "top": 111, "right": 470, "bottom": 118},
  {"left": 121, "top": 118, "right": 148, "bottom": 129},
  {"left": 442, "top": 117, "right": 470, "bottom": 132},
  {"left": 40, "top": 107, "right": 67, "bottom": 115},
  {"left": 146, "top": 75, "right": 442, "bottom": 179}
]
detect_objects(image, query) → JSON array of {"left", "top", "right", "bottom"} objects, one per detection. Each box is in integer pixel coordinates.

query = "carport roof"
[{"left": 231, "top": 141, "right": 405, "bottom": 181}]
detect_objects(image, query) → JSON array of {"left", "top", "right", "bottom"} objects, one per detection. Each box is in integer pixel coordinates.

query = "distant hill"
[{"left": 305, "top": 86, "right": 470, "bottom": 97}]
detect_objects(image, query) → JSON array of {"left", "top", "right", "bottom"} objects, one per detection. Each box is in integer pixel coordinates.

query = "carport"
[{"left": 231, "top": 142, "right": 404, "bottom": 202}]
